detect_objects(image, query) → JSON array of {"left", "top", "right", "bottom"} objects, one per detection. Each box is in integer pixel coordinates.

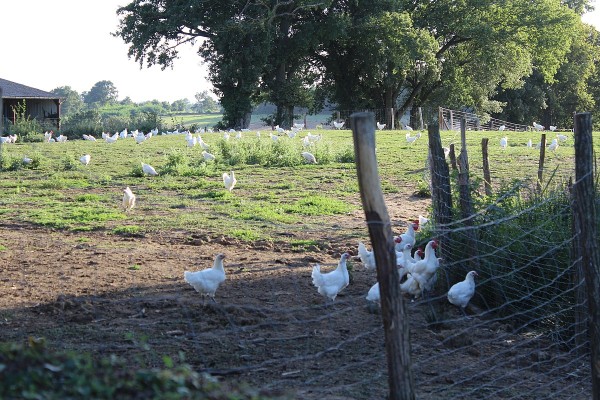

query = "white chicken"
[
  {"left": 357, "top": 242, "right": 376, "bottom": 271},
  {"left": 405, "top": 240, "right": 440, "bottom": 297},
  {"left": 394, "top": 221, "right": 418, "bottom": 252},
  {"left": 301, "top": 151, "right": 317, "bottom": 164},
  {"left": 557, "top": 134, "right": 568, "bottom": 143},
  {"left": 500, "top": 136, "right": 508, "bottom": 150},
  {"left": 23, "top": 157, "right": 33, "bottom": 165},
  {"left": 79, "top": 154, "right": 91, "bottom": 166},
  {"left": 141, "top": 162, "right": 158, "bottom": 176},
  {"left": 418, "top": 215, "right": 430, "bottom": 228},
  {"left": 333, "top": 120, "right": 345, "bottom": 130},
  {"left": 184, "top": 254, "right": 227, "bottom": 302},
  {"left": 122, "top": 186, "right": 136, "bottom": 211},
  {"left": 526, "top": 139, "right": 532, "bottom": 148},
  {"left": 223, "top": 171, "right": 237, "bottom": 192},
  {"left": 549, "top": 125, "right": 557, "bottom": 132},
  {"left": 105, "top": 132, "right": 119, "bottom": 144},
  {"left": 548, "top": 138, "right": 559, "bottom": 152},
  {"left": 532, "top": 122, "right": 544, "bottom": 131},
  {"left": 202, "top": 151, "right": 216, "bottom": 161},
  {"left": 311, "top": 253, "right": 351, "bottom": 302},
  {"left": 406, "top": 132, "right": 421, "bottom": 144},
  {"left": 447, "top": 271, "right": 478, "bottom": 317},
  {"left": 498, "top": 125, "right": 506, "bottom": 131},
  {"left": 376, "top": 122, "right": 386, "bottom": 130}
]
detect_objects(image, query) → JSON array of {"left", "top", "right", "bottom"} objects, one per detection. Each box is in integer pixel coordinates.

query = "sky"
[{"left": 1, "top": 1, "right": 599, "bottom": 104}]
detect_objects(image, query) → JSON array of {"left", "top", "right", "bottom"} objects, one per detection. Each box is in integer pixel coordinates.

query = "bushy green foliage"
[
  {"left": 443, "top": 179, "right": 576, "bottom": 332},
  {"left": 6, "top": 100, "right": 43, "bottom": 142},
  {"left": 0, "top": 339, "right": 286, "bottom": 399}
]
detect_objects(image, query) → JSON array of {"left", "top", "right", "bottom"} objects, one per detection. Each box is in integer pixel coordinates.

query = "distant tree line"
[
  {"left": 50, "top": 81, "right": 221, "bottom": 137},
  {"left": 114, "top": 0, "right": 600, "bottom": 130}
]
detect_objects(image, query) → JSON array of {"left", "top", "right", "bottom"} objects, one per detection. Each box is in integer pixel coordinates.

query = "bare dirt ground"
[{"left": 0, "top": 194, "right": 590, "bottom": 399}]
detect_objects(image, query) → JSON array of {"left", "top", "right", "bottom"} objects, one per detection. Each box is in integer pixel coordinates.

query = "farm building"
[{"left": 0, "top": 78, "right": 62, "bottom": 133}]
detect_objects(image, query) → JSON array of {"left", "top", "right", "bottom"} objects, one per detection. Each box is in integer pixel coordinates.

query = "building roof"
[{"left": 0, "top": 78, "right": 60, "bottom": 99}]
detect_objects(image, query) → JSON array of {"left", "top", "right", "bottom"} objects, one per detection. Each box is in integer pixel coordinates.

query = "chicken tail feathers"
[{"left": 311, "top": 265, "right": 323, "bottom": 287}]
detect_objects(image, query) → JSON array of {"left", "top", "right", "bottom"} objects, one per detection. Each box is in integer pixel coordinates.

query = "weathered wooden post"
[
  {"left": 573, "top": 112, "right": 600, "bottom": 399},
  {"left": 458, "top": 118, "right": 479, "bottom": 271},
  {"left": 351, "top": 112, "right": 415, "bottom": 400},
  {"left": 448, "top": 144, "right": 457, "bottom": 171},
  {"left": 428, "top": 124, "right": 453, "bottom": 244},
  {"left": 390, "top": 107, "right": 395, "bottom": 130},
  {"left": 536, "top": 133, "right": 547, "bottom": 192},
  {"left": 481, "top": 138, "right": 492, "bottom": 196}
]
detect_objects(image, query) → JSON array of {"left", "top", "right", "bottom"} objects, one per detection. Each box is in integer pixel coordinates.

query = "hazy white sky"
[{"left": 1, "top": 1, "right": 599, "bottom": 104}]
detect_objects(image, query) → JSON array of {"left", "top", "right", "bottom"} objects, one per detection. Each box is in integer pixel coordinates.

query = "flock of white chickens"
[{"left": 183, "top": 217, "right": 478, "bottom": 317}]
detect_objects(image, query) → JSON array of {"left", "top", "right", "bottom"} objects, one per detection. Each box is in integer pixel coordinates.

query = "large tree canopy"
[
  {"left": 51, "top": 86, "right": 84, "bottom": 118},
  {"left": 83, "top": 80, "right": 119, "bottom": 105},
  {"left": 115, "top": 0, "right": 589, "bottom": 128}
]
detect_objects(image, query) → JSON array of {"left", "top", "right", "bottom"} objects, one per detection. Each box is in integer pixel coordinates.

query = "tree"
[
  {"left": 193, "top": 91, "right": 220, "bottom": 113},
  {"left": 171, "top": 98, "right": 191, "bottom": 112},
  {"left": 51, "top": 86, "right": 84, "bottom": 118},
  {"left": 83, "top": 80, "right": 119, "bottom": 105}
]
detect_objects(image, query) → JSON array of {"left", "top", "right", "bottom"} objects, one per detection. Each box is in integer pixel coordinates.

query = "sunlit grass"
[{"left": 0, "top": 127, "right": 590, "bottom": 242}]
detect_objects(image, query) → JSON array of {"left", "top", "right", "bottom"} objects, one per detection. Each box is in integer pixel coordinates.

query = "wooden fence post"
[
  {"left": 351, "top": 112, "right": 415, "bottom": 400},
  {"left": 428, "top": 124, "right": 453, "bottom": 244},
  {"left": 572, "top": 112, "right": 600, "bottom": 399},
  {"left": 537, "top": 133, "right": 547, "bottom": 192},
  {"left": 448, "top": 144, "right": 457, "bottom": 171},
  {"left": 458, "top": 118, "right": 479, "bottom": 272},
  {"left": 569, "top": 176, "right": 588, "bottom": 356},
  {"left": 481, "top": 138, "right": 492, "bottom": 196}
]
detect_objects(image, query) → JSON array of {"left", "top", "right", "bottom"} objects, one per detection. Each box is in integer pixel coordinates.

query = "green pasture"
[{"left": 0, "top": 128, "right": 586, "bottom": 242}]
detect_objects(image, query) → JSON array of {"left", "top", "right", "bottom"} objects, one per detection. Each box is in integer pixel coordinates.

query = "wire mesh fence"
[{"left": 0, "top": 115, "right": 594, "bottom": 399}]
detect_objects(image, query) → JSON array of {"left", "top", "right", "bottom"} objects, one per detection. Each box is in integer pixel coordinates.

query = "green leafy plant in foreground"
[{"left": 0, "top": 340, "right": 287, "bottom": 399}]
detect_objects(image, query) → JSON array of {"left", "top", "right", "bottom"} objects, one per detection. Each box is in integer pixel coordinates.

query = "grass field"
[{"left": 0, "top": 128, "right": 583, "bottom": 239}]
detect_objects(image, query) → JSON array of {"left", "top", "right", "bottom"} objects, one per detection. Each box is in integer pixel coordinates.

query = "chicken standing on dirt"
[
  {"left": 448, "top": 271, "right": 478, "bottom": 317},
  {"left": 312, "top": 253, "right": 351, "bottom": 302},
  {"left": 184, "top": 254, "right": 227, "bottom": 303}
]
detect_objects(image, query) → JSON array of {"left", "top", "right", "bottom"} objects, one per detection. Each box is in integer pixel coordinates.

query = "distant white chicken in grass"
[
  {"left": 443, "top": 146, "right": 451, "bottom": 159},
  {"left": 333, "top": 120, "right": 345, "bottom": 130},
  {"left": 549, "top": 125, "right": 557, "bottom": 132},
  {"left": 256, "top": 131, "right": 261, "bottom": 138},
  {"left": 402, "top": 123, "right": 413, "bottom": 131},
  {"left": 293, "top": 123, "right": 305, "bottom": 130},
  {"left": 357, "top": 242, "right": 376, "bottom": 271},
  {"left": 122, "top": 186, "right": 136, "bottom": 211},
  {"left": 405, "top": 132, "right": 421, "bottom": 144},
  {"left": 269, "top": 132, "right": 279, "bottom": 142},
  {"left": 186, "top": 135, "right": 197, "bottom": 147},
  {"left": 499, "top": 136, "right": 508, "bottom": 150},
  {"left": 44, "top": 131, "right": 53, "bottom": 142},
  {"left": 79, "top": 154, "right": 91, "bottom": 166},
  {"left": 184, "top": 254, "right": 227, "bottom": 303},
  {"left": 301, "top": 151, "right": 317, "bottom": 164},
  {"left": 202, "top": 151, "right": 216, "bottom": 161},
  {"left": 302, "top": 135, "right": 311, "bottom": 148},
  {"left": 82, "top": 134, "right": 97, "bottom": 142},
  {"left": 377, "top": 122, "right": 386, "bottom": 130},
  {"left": 223, "top": 171, "right": 237, "bottom": 192},
  {"left": 394, "top": 221, "right": 418, "bottom": 252},
  {"left": 105, "top": 132, "right": 119, "bottom": 144},
  {"left": 198, "top": 136, "right": 210, "bottom": 150},
  {"left": 311, "top": 253, "right": 351, "bottom": 302},
  {"left": 141, "top": 162, "right": 158, "bottom": 176},
  {"left": 548, "top": 138, "right": 559, "bottom": 152},
  {"left": 526, "top": 139, "right": 532, "bottom": 148},
  {"left": 405, "top": 240, "right": 440, "bottom": 297},
  {"left": 235, "top": 131, "right": 242, "bottom": 140},
  {"left": 557, "top": 134, "right": 568, "bottom": 143},
  {"left": 56, "top": 134, "right": 68, "bottom": 143},
  {"left": 135, "top": 133, "right": 147, "bottom": 144},
  {"left": 23, "top": 157, "right": 33, "bottom": 165},
  {"left": 448, "top": 271, "right": 478, "bottom": 317},
  {"left": 307, "top": 132, "right": 321, "bottom": 142},
  {"left": 287, "top": 130, "right": 297, "bottom": 139},
  {"left": 120, "top": 128, "right": 128, "bottom": 138},
  {"left": 498, "top": 124, "right": 506, "bottom": 131},
  {"left": 223, "top": 132, "right": 230, "bottom": 141},
  {"left": 532, "top": 122, "right": 544, "bottom": 131}
]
